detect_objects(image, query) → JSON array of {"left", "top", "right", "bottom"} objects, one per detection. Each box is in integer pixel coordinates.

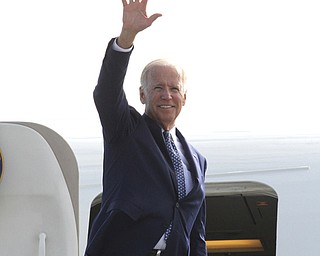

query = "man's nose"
[{"left": 161, "top": 88, "right": 172, "bottom": 99}]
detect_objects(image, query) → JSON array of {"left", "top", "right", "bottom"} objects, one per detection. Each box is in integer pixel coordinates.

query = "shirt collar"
[{"left": 162, "top": 127, "right": 178, "bottom": 144}]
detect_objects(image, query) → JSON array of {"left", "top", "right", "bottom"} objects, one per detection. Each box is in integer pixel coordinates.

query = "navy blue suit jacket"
[{"left": 85, "top": 39, "right": 207, "bottom": 256}]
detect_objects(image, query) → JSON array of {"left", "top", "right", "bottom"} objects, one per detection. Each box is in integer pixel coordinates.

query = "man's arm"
[
  {"left": 94, "top": 0, "right": 161, "bottom": 141},
  {"left": 190, "top": 200, "right": 207, "bottom": 256},
  {"left": 190, "top": 155, "right": 208, "bottom": 255}
]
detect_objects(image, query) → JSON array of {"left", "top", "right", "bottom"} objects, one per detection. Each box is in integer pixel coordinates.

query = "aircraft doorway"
[
  {"left": 87, "top": 181, "right": 278, "bottom": 255},
  {"left": 205, "top": 181, "right": 278, "bottom": 256}
]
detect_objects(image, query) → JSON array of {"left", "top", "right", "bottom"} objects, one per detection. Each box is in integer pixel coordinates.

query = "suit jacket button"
[{"left": 176, "top": 202, "right": 180, "bottom": 208}]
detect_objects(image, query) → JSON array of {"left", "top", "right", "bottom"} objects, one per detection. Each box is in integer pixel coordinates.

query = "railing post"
[{"left": 39, "top": 233, "right": 46, "bottom": 256}]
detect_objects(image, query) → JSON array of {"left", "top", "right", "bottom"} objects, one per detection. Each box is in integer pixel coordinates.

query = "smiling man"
[
  {"left": 85, "top": 0, "right": 207, "bottom": 255},
  {"left": 139, "top": 59, "right": 187, "bottom": 131}
]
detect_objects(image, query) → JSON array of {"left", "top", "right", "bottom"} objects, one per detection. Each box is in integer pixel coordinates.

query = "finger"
[
  {"left": 122, "top": 0, "right": 128, "bottom": 6},
  {"left": 140, "top": 0, "right": 148, "bottom": 8}
]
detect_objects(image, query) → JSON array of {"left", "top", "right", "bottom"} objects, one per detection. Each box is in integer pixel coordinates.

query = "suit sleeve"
[
  {"left": 93, "top": 38, "right": 137, "bottom": 143},
  {"left": 190, "top": 158, "right": 207, "bottom": 256},
  {"left": 189, "top": 196, "right": 207, "bottom": 255}
]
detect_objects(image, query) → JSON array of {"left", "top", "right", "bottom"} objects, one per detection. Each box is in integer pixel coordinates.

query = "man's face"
[{"left": 140, "top": 65, "right": 186, "bottom": 130}]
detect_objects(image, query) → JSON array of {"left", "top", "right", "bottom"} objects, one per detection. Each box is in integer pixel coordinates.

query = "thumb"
[{"left": 149, "top": 13, "right": 162, "bottom": 24}]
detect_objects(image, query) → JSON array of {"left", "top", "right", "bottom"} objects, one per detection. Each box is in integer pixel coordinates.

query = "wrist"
[{"left": 117, "top": 28, "right": 137, "bottom": 49}]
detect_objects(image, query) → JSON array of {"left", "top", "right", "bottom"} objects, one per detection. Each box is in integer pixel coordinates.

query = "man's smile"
[{"left": 159, "top": 105, "right": 175, "bottom": 109}]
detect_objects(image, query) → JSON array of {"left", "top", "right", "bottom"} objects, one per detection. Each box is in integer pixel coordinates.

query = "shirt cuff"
[{"left": 112, "top": 38, "right": 133, "bottom": 52}]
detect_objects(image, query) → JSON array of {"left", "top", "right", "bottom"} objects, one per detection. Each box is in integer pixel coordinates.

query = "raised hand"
[{"left": 118, "top": 0, "right": 162, "bottom": 48}]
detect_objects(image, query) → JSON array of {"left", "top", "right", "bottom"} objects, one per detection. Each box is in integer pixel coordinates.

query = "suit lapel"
[
  {"left": 175, "top": 129, "right": 200, "bottom": 184},
  {"left": 143, "top": 114, "right": 200, "bottom": 197},
  {"left": 142, "top": 114, "right": 172, "bottom": 166},
  {"left": 142, "top": 115, "right": 178, "bottom": 193}
]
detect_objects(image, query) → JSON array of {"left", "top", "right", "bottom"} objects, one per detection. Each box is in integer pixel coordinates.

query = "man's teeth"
[{"left": 160, "top": 105, "right": 172, "bottom": 108}]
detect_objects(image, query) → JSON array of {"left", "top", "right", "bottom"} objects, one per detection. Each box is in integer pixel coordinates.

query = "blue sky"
[{"left": 1, "top": 0, "right": 320, "bottom": 138}]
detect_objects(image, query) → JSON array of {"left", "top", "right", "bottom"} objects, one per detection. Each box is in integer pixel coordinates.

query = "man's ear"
[
  {"left": 139, "top": 86, "right": 146, "bottom": 104},
  {"left": 182, "top": 91, "right": 187, "bottom": 106}
]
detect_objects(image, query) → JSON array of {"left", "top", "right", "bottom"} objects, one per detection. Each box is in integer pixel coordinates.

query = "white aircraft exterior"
[
  {"left": 71, "top": 128, "right": 320, "bottom": 255},
  {"left": 1, "top": 122, "right": 319, "bottom": 255}
]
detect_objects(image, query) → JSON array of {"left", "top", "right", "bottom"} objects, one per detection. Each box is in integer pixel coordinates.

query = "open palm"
[{"left": 122, "top": 0, "right": 162, "bottom": 33}]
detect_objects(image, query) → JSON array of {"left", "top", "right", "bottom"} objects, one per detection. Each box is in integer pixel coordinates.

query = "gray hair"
[{"left": 140, "top": 58, "right": 187, "bottom": 92}]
